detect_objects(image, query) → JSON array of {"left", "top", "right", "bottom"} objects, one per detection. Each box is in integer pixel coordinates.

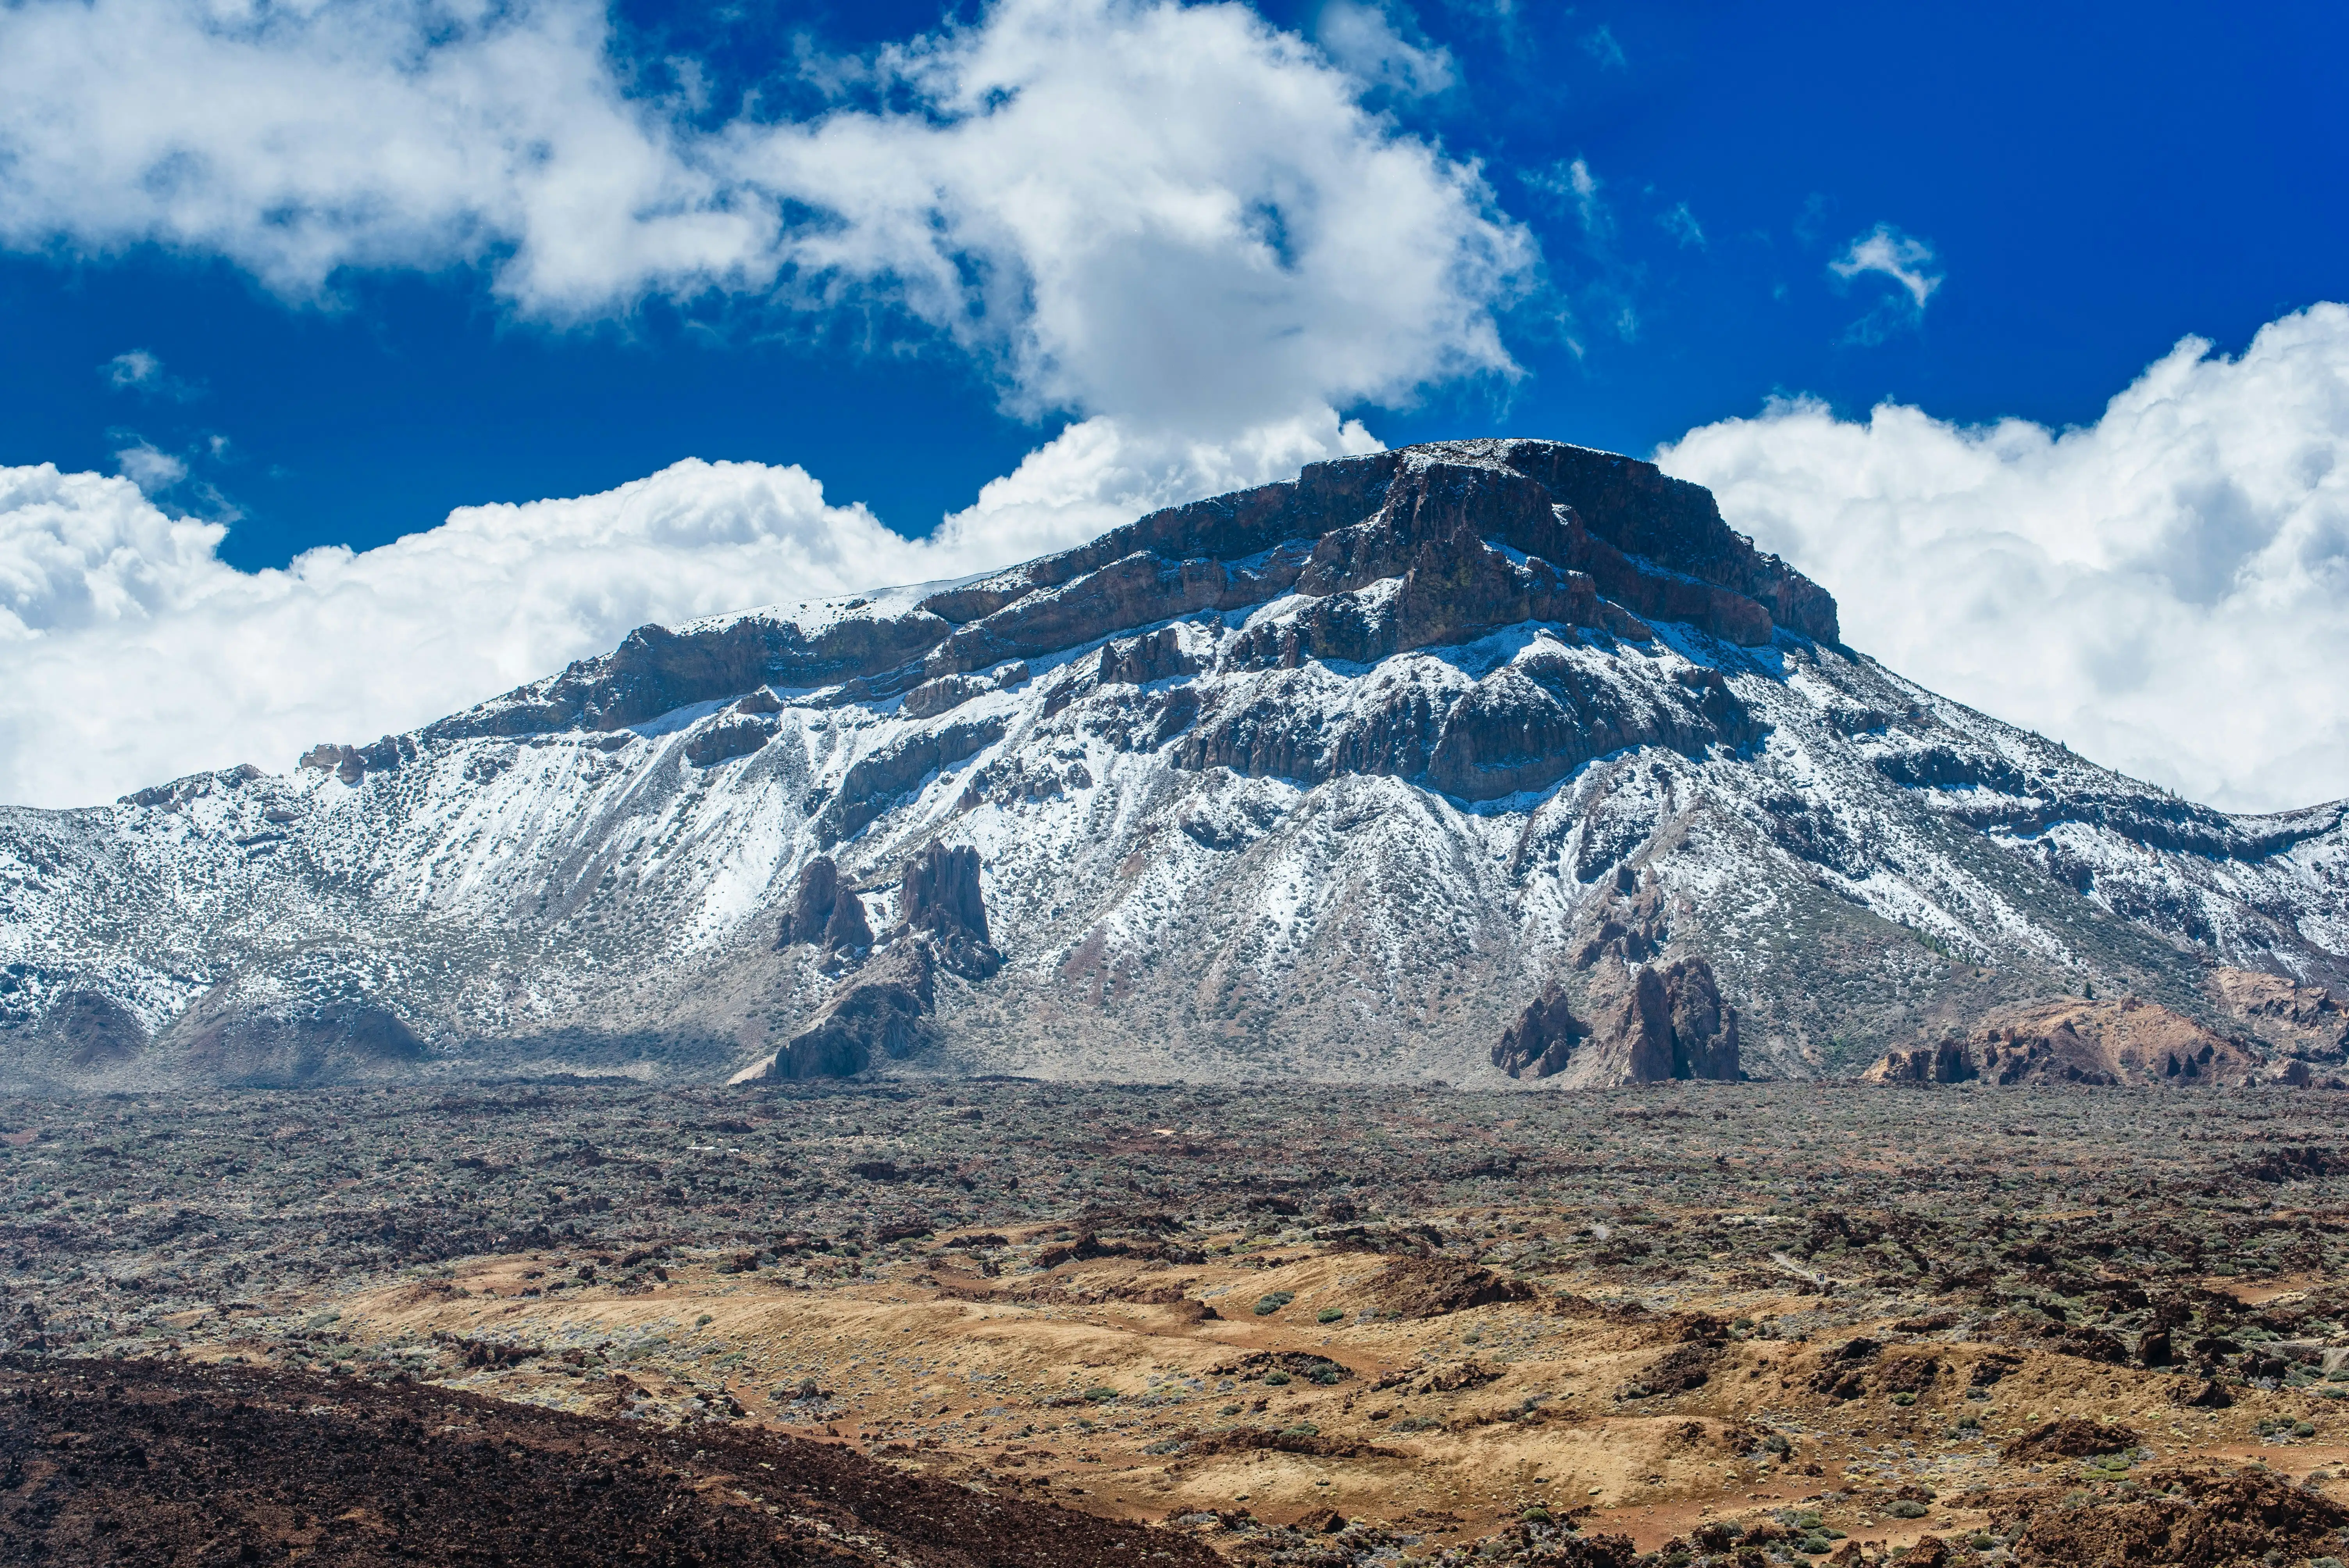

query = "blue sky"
[
  {"left": 0, "top": 0, "right": 2345, "bottom": 812},
  {"left": 9, "top": 0, "right": 2338, "bottom": 567}
]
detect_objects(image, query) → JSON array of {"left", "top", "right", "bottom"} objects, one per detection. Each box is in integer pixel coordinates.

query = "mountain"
[{"left": 4, "top": 438, "right": 2345, "bottom": 1092}]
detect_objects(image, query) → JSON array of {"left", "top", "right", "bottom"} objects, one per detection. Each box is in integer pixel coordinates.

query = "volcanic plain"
[{"left": 9, "top": 1080, "right": 2349, "bottom": 1567}]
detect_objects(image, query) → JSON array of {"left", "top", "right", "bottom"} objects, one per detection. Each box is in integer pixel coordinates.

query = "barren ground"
[{"left": 9, "top": 1079, "right": 2349, "bottom": 1566}]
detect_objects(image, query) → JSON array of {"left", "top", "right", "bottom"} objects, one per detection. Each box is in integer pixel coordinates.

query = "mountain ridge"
[{"left": 4, "top": 437, "right": 2344, "bottom": 1092}]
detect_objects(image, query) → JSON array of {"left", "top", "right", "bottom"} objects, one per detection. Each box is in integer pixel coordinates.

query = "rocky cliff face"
[{"left": 2, "top": 437, "right": 2345, "bottom": 1091}]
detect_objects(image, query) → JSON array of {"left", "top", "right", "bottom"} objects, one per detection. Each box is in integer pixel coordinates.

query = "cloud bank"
[
  {"left": 1661, "top": 302, "right": 2349, "bottom": 815},
  {"left": 0, "top": 459, "right": 955, "bottom": 807}
]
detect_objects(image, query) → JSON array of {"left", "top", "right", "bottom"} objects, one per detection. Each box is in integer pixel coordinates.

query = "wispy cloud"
[
  {"left": 1828, "top": 222, "right": 1943, "bottom": 344},
  {"left": 1580, "top": 24, "right": 1626, "bottom": 71},
  {"left": 110, "top": 437, "right": 187, "bottom": 495},
  {"left": 102, "top": 349, "right": 202, "bottom": 401},
  {"left": 1524, "top": 156, "right": 1611, "bottom": 240},
  {"left": 1658, "top": 201, "right": 1705, "bottom": 248}
]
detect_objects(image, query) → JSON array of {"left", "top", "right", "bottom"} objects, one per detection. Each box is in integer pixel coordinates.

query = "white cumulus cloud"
[
  {"left": 1659, "top": 302, "right": 2349, "bottom": 815},
  {"left": 0, "top": 0, "right": 1529, "bottom": 440},
  {"left": 0, "top": 412, "right": 1390, "bottom": 807},
  {"left": 0, "top": 460, "right": 916, "bottom": 807}
]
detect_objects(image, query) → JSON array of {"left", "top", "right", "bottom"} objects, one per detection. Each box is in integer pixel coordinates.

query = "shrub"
[
  {"left": 1253, "top": 1292, "right": 1295, "bottom": 1316},
  {"left": 1522, "top": 1507, "right": 1552, "bottom": 1524},
  {"left": 1282, "top": 1422, "right": 1319, "bottom": 1436},
  {"left": 1083, "top": 1385, "right": 1117, "bottom": 1402},
  {"left": 1317, "top": 1308, "right": 1345, "bottom": 1324},
  {"left": 1889, "top": 1499, "right": 1929, "bottom": 1518},
  {"left": 1219, "top": 1403, "right": 1242, "bottom": 1416},
  {"left": 1264, "top": 1370, "right": 1292, "bottom": 1386},
  {"left": 1891, "top": 1392, "right": 1917, "bottom": 1406}
]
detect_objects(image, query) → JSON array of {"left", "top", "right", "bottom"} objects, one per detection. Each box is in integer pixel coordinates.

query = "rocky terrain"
[
  {"left": 11, "top": 1079, "right": 2349, "bottom": 1566},
  {"left": 3, "top": 436, "right": 2347, "bottom": 1092}
]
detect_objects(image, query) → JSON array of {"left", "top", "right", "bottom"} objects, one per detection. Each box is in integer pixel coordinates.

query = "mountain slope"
[{"left": 3, "top": 438, "right": 2343, "bottom": 1091}]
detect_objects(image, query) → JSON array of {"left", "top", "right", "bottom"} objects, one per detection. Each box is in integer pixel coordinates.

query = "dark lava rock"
[
  {"left": 1367, "top": 1257, "right": 1536, "bottom": 1319},
  {"left": 2003, "top": 1416, "right": 2142, "bottom": 1461},
  {"left": 0, "top": 1354, "right": 1212, "bottom": 1568},
  {"left": 1994, "top": 1466, "right": 2349, "bottom": 1568}
]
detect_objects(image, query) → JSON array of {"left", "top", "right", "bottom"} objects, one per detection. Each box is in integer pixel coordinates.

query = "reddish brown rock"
[
  {"left": 2214, "top": 966, "right": 2349, "bottom": 1061},
  {"left": 1864, "top": 996, "right": 2269, "bottom": 1087}
]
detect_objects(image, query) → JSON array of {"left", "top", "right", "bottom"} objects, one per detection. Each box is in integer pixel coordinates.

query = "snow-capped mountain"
[{"left": 4, "top": 439, "right": 2344, "bottom": 1091}]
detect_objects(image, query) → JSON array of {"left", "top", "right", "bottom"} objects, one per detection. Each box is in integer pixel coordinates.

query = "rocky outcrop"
[
  {"left": 1494, "top": 865, "right": 1738, "bottom": 1085},
  {"left": 775, "top": 940, "right": 935, "bottom": 1080},
  {"left": 2214, "top": 968, "right": 2349, "bottom": 1062},
  {"left": 683, "top": 716, "right": 773, "bottom": 768},
  {"left": 1864, "top": 997, "right": 2276, "bottom": 1087},
  {"left": 1098, "top": 627, "right": 1201, "bottom": 686},
  {"left": 767, "top": 842, "right": 1002, "bottom": 1080},
  {"left": 814, "top": 716, "right": 1008, "bottom": 847},
  {"left": 36, "top": 990, "right": 148, "bottom": 1068},
  {"left": 781, "top": 857, "right": 841, "bottom": 946},
  {"left": 1176, "top": 632, "right": 1758, "bottom": 802},
  {"left": 778, "top": 857, "right": 873, "bottom": 957},
  {"left": 1491, "top": 984, "right": 1586, "bottom": 1079},
  {"left": 899, "top": 843, "right": 1002, "bottom": 980},
  {"left": 1580, "top": 956, "right": 1741, "bottom": 1083},
  {"left": 426, "top": 611, "right": 950, "bottom": 741}
]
